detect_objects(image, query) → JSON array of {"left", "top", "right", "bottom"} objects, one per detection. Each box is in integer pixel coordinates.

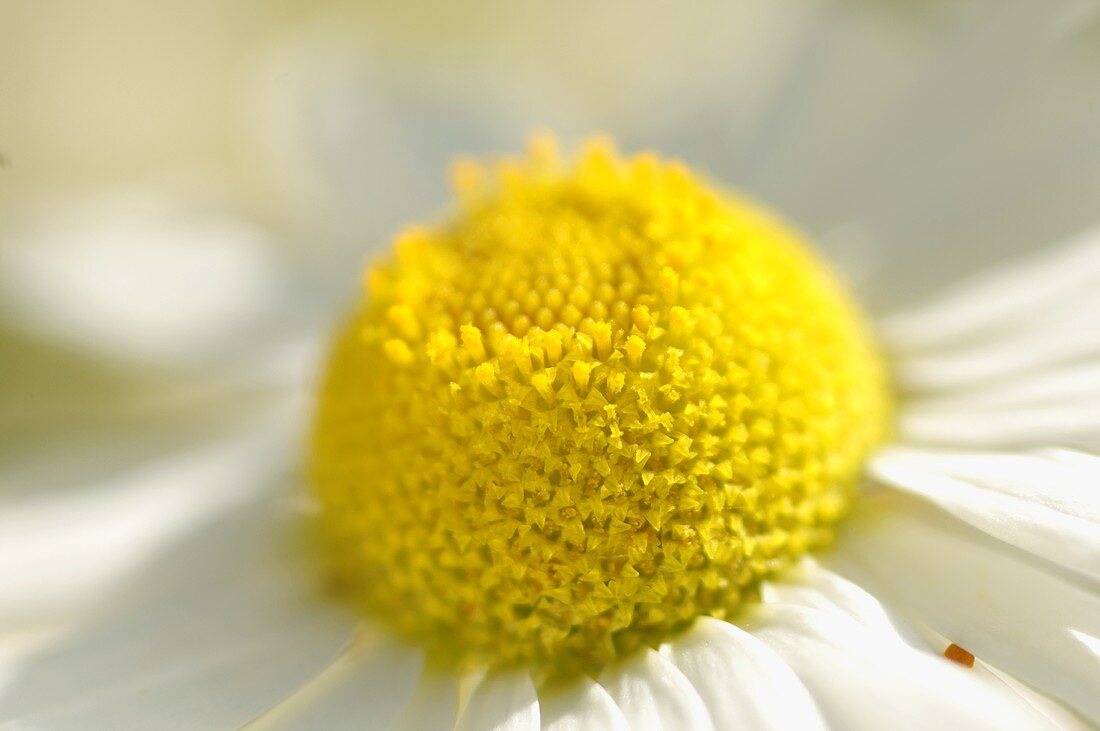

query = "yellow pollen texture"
[{"left": 311, "top": 136, "right": 891, "bottom": 675}]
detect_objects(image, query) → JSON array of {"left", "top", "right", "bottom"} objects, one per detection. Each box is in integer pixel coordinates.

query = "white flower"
[
  {"left": 3, "top": 182, "right": 1099, "bottom": 731},
  {"left": 3, "top": 3, "right": 1100, "bottom": 731}
]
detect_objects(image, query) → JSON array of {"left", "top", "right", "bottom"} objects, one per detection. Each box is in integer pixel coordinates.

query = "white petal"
[
  {"left": 1044, "top": 450, "right": 1100, "bottom": 502},
  {"left": 0, "top": 190, "right": 284, "bottom": 366},
  {"left": 831, "top": 492, "right": 1100, "bottom": 725},
  {"left": 981, "top": 662, "right": 1097, "bottom": 731},
  {"left": 898, "top": 401, "right": 1100, "bottom": 450},
  {"left": 903, "top": 361, "right": 1100, "bottom": 413},
  {"left": 661, "top": 616, "right": 825, "bottom": 731},
  {"left": 901, "top": 620, "right": 1097, "bottom": 731},
  {"left": 454, "top": 670, "right": 539, "bottom": 731},
  {"left": 245, "top": 631, "right": 422, "bottom": 730},
  {"left": 1044, "top": 447, "right": 1100, "bottom": 477},
  {"left": 742, "top": 602, "right": 1059, "bottom": 731},
  {"left": 759, "top": 563, "right": 1075, "bottom": 728},
  {"left": 882, "top": 226, "right": 1100, "bottom": 425},
  {"left": 599, "top": 647, "right": 714, "bottom": 731},
  {"left": 881, "top": 225, "right": 1100, "bottom": 352},
  {"left": 761, "top": 560, "right": 929, "bottom": 649},
  {"left": 870, "top": 447, "right": 1100, "bottom": 581},
  {"left": 0, "top": 419, "right": 297, "bottom": 628},
  {"left": 390, "top": 671, "right": 459, "bottom": 731},
  {"left": 539, "top": 676, "right": 629, "bottom": 731},
  {"left": 881, "top": 232, "right": 1100, "bottom": 450},
  {"left": 892, "top": 297, "right": 1100, "bottom": 393},
  {"left": 456, "top": 668, "right": 488, "bottom": 721},
  {"left": 0, "top": 493, "right": 358, "bottom": 730},
  {"left": 0, "top": 626, "right": 67, "bottom": 699}
]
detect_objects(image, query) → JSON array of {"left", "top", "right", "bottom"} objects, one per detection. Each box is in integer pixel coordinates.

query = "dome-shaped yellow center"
[{"left": 311, "top": 136, "right": 890, "bottom": 675}]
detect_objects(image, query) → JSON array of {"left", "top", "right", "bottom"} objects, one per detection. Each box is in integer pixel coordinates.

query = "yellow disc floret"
[{"left": 311, "top": 135, "right": 891, "bottom": 675}]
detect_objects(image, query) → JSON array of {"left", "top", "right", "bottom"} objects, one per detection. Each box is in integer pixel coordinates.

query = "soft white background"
[{"left": 2, "top": 0, "right": 1099, "bottom": 477}]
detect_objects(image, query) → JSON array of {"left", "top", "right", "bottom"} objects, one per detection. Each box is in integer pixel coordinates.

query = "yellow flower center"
[{"left": 311, "top": 135, "right": 891, "bottom": 675}]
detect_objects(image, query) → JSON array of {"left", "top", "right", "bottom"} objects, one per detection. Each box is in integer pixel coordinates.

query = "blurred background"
[{"left": 3, "top": 0, "right": 1100, "bottom": 500}]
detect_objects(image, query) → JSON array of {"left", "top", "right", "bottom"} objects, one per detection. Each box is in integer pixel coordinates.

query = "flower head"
[{"left": 311, "top": 136, "right": 890, "bottom": 674}]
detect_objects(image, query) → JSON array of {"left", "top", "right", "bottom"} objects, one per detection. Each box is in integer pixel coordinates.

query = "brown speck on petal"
[{"left": 944, "top": 642, "right": 975, "bottom": 668}]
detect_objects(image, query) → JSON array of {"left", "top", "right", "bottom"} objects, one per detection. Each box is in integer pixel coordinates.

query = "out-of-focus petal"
[
  {"left": 390, "top": 670, "right": 459, "bottom": 731},
  {"left": 0, "top": 415, "right": 298, "bottom": 627},
  {"left": 882, "top": 225, "right": 1100, "bottom": 354},
  {"left": 246, "top": 631, "right": 422, "bottom": 731},
  {"left": 0, "top": 191, "right": 284, "bottom": 366},
  {"left": 0, "top": 488, "right": 358, "bottom": 729}
]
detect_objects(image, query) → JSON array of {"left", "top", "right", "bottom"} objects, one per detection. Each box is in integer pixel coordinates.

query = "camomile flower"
[{"left": 3, "top": 134, "right": 1099, "bottom": 731}]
